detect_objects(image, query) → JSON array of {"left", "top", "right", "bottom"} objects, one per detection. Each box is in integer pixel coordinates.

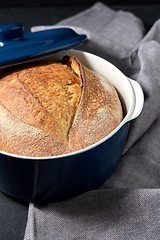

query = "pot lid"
[{"left": 0, "top": 22, "right": 87, "bottom": 67}]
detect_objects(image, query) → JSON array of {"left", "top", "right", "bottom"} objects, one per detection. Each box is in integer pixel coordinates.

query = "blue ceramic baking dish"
[{"left": 0, "top": 24, "right": 144, "bottom": 202}]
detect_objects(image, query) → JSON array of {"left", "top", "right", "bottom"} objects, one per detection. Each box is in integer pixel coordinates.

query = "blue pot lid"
[{"left": 0, "top": 22, "right": 87, "bottom": 67}]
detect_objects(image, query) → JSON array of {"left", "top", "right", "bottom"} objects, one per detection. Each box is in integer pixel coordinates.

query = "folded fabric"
[
  {"left": 24, "top": 189, "right": 160, "bottom": 240},
  {"left": 24, "top": 2, "right": 160, "bottom": 239}
]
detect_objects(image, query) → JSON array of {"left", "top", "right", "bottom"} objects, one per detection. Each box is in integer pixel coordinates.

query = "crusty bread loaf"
[{"left": 0, "top": 56, "right": 123, "bottom": 157}]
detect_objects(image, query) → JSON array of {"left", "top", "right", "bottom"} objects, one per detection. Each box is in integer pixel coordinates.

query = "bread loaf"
[{"left": 0, "top": 56, "right": 123, "bottom": 157}]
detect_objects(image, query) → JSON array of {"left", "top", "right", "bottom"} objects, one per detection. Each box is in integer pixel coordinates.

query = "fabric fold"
[{"left": 24, "top": 189, "right": 160, "bottom": 240}]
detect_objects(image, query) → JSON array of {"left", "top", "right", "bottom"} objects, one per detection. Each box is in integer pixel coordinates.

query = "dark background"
[
  {"left": 0, "top": 2, "right": 159, "bottom": 33},
  {"left": 0, "top": 0, "right": 159, "bottom": 7}
]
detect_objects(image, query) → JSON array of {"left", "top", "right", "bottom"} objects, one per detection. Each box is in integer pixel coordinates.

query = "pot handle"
[{"left": 128, "top": 78, "right": 144, "bottom": 121}]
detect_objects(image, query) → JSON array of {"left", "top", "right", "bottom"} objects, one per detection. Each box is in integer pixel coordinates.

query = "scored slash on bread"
[{"left": 0, "top": 56, "right": 123, "bottom": 157}]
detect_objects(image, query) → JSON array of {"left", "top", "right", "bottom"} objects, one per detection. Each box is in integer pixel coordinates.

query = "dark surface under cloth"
[{"left": 0, "top": 4, "right": 160, "bottom": 240}]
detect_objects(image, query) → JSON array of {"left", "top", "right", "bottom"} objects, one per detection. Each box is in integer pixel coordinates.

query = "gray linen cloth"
[{"left": 24, "top": 2, "right": 160, "bottom": 239}]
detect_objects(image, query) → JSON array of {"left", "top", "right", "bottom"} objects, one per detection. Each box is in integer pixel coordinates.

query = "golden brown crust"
[
  {"left": 67, "top": 60, "right": 123, "bottom": 152},
  {"left": 0, "top": 102, "right": 67, "bottom": 157},
  {"left": 0, "top": 61, "right": 82, "bottom": 140},
  {"left": 0, "top": 56, "right": 123, "bottom": 157}
]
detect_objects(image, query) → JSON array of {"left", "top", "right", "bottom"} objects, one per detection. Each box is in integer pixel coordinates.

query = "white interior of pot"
[{"left": 0, "top": 49, "right": 136, "bottom": 160}]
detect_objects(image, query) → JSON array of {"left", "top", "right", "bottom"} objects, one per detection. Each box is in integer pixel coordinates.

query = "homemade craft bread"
[{"left": 0, "top": 56, "right": 123, "bottom": 157}]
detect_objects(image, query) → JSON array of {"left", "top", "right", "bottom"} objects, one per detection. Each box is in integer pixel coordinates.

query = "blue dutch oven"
[{"left": 0, "top": 23, "right": 144, "bottom": 202}]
